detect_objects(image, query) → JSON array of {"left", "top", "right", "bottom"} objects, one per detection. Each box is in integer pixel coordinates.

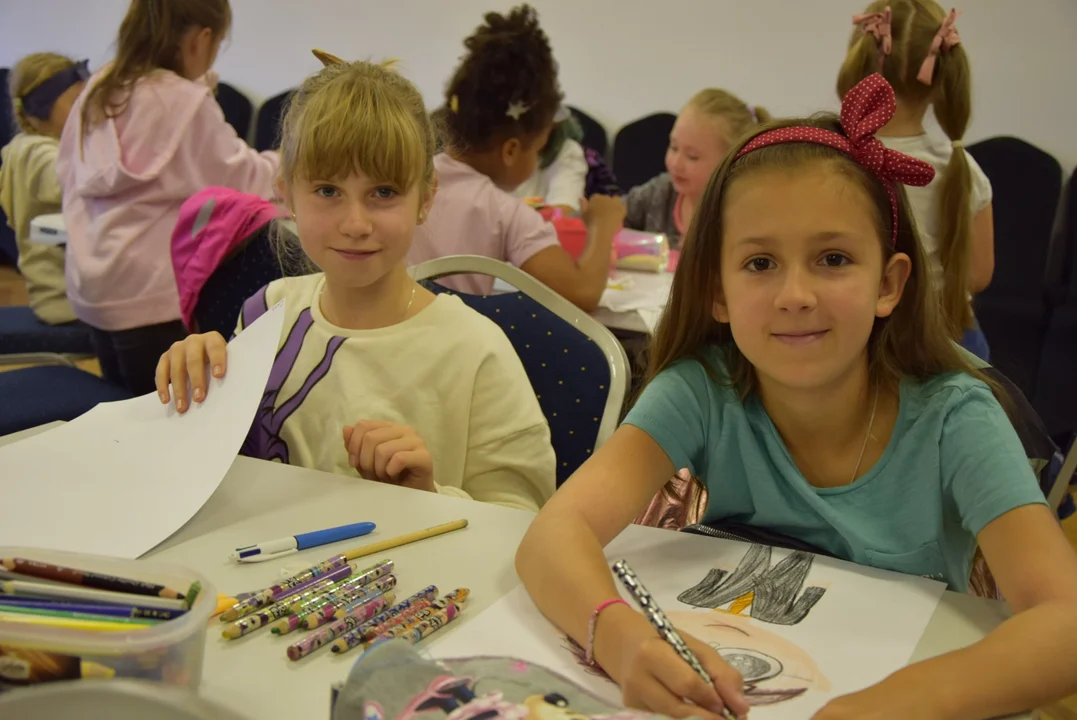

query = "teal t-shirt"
[{"left": 624, "top": 351, "right": 1047, "bottom": 591}]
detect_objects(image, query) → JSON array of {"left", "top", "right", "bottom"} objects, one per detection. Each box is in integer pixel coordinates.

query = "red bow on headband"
[{"left": 735, "top": 74, "right": 935, "bottom": 246}]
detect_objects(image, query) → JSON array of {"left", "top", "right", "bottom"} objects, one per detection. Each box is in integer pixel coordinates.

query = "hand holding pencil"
[{"left": 605, "top": 561, "right": 749, "bottom": 720}]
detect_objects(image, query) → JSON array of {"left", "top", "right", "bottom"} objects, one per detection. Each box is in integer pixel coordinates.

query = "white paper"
[
  {"left": 599, "top": 271, "right": 673, "bottom": 313},
  {"left": 0, "top": 301, "right": 286, "bottom": 558},
  {"left": 432, "top": 526, "right": 945, "bottom": 717}
]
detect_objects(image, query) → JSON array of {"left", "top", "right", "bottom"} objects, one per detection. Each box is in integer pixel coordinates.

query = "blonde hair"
[
  {"left": 272, "top": 56, "right": 438, "bottom": 270},
  {"left": 8, "top": 53, "right": 78, "bottom": 133},
  {"left": 648, "top": 113, "right": 1007, "bottom": 411},
  {"left": 81, "top": 0, "right": 231, "bottom": 129},
  {"left": 686, "top": 89, "right": 771, "bottom": 147},
  {"left": 838, "top": 0, "right": 973, "bottom": 339}
]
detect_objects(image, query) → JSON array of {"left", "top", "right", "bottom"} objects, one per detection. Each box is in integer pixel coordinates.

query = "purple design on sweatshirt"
[{"left": 239, "top": 289, "right": 347, "bottom": 464}]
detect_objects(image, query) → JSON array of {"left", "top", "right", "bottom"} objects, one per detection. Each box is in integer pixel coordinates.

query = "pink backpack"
[{"left": 171, "top": 187, "right": 286, "bottom": 329}]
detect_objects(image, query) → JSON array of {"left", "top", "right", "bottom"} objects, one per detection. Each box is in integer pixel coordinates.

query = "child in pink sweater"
[{"left": 57, "top": 0, "right": 278, "bottom": 394}]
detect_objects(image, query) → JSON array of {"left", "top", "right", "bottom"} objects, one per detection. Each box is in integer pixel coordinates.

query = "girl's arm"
[
  {"left": 926, "top": 505, "right": 1077, "bottom": 718},
  {"left": 516, "top": 425, "right": 748, "bottom": 719},
  {"left": 517, "top": 193, "right": 624, "bottom": 312},
  {"left": 182, "top": 94, "right": 280, "bottom": 200},
  {"left": 968, "top": 204, "right": 994, "bottom": 294}
]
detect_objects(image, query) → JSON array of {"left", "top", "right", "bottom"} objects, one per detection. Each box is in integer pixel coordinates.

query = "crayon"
[
  {"left": 0, "top": 604, "right": 160, "bottom": 626},
  {"left": 300, "top": 576, "right": 397, "bottom": 630},
  {"left": 328, "top": 585, "right": 439, "bottom": 653},
  {"left": 0, "top": 597, "right": 186, "bottom": 621},
  {"left": 0, "top": 580, "right": 187, "bottom": 612},
  {"left": 286, "top": 561, "right": 393, "bottom": 614},
  {"left": 220, "top": 555, "right": 349, "bottom": 622},
  {"left": 286, "top": 592, "right": 396, "bottom": 661}
]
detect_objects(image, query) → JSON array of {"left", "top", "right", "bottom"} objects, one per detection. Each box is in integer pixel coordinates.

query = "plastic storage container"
[
  {"left": 0, "top": 678, "right": 250, "bottom": 719},
  {"left": 0, "top": 547, "right": 215, "bottom": 691}
]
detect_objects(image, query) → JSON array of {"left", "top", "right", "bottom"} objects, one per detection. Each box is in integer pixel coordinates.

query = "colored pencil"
[
  {"left": 0, "top": 580, "right": 188, "bottom": 612},
  {"left": 0, "top": 612, "right": 150, "bottom": 632},
  {"left": 220, "top": 573, "right": 354, "bottom": 640},
  {"left": 0, "top": 604, "right": 160, "bottom": 626},
  {"left": 300, "top": 576, "right": 397, "bottom": 630},
  {"left": 286, "top": 561, "right": 394, "bottom": 614},
  {"left": 328, "top": 585, "right": 440, "bottom": 653},
  {"left": 0, "top": 597, "right": 187, "bottom": 621},
  {"left": 372, "top": 599, "right": 463, "bottom": 647},
  {"left": 342, "top": 520, "right": 468, "bottom": 561},
  {"left": 220, "top": 556, "right": 350, "bottom": 622},
  {"left": 1, "top": 558, "right": 185, "bottom": 600},
  {"left": 286, "top": 592, "right": 396, "bottom": 661}
]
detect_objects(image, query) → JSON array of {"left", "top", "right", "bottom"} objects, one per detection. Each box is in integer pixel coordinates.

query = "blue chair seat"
[
  {"left": 0, "top": 365, "right": 132, "bottom": 436},
  {"left": 0, "top": 306, "right": 94, "bottom": 355}
]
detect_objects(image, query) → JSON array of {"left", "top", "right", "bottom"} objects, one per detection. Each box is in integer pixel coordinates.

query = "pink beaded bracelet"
[{"left": 585, "top": 598, "right": 629, "bottom": 667}]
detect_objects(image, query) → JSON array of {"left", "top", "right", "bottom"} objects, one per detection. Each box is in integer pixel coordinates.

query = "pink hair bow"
[
  {"left": 917, "top": 8, "right": 962, "bottom": 85},
  {"left": 853, "top": 6, "right": 892, "bottom": 60}
]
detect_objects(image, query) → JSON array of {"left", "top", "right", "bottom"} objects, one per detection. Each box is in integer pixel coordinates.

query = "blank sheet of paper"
[{"left": 0, "top": 302, "right": 285, "bottom": 558}]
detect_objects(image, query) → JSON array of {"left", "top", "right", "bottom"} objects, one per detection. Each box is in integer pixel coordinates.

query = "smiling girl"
[
  {"left": 154, "top": 55, "right": 555, "bottom": 512},
  {"left": 516, "top": 75, "right": 1077, "bottom": 719},
  {"left": 624, "top": 90, "right": 768, "bottom": 250}
]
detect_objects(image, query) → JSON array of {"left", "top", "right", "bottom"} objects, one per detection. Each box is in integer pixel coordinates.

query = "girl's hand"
[
  {"left": 596, "top": 605, "right": 749, "bottom": 720},
  {"left": 342, "top": 421, "right": 435, "bottom": 493},
  {"left": 581, "top": 194, "right": 626, "bottom": 232},
  {"left": 811, "top": 676, "right": 948, "bottom": 720},
  {"left": 155, "top": 332, "right": 228, "bottom": 412}
]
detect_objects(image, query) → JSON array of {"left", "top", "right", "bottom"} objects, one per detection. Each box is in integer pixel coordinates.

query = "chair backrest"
[
  {"left": 967, "top": 136, "right": 1063, "bottom": 303},
  {"left": 216, "top": 82, "right": 254, "bottom": 143},
  {"left": 568, "top": 106, "right": 609, "bottom": 158},
  {"left": 410, "top": 255, "right": 630, "bottom": 487},
  {"left": 254, "top": 89, "right": 297, "bottom": 152},
  {"left": 612, "top": 112, "right": 676, "bottom": 192},
  {"left": 192, "top": 223, "right": 289, "bottom": 337}
]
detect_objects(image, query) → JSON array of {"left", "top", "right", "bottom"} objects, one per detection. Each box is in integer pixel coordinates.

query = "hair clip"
[
  {"left": 450, "top": 95, "right": 459, "bottom": 113},
  {"left": 506, "top": 100, "right": 530, "bottom": 121}
]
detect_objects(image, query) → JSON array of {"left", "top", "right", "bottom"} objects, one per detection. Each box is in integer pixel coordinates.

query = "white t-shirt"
[
  {"left": 235, "top": 274, "right": 556, "bottom": 512},
  {"left": 879, "top": 134, "right": 992, "bottom": 291},
  {"left": 512, "top": 139, "right": 588, "bottom": 211}
]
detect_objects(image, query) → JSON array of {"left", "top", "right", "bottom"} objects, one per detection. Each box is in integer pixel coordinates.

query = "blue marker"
[{"left": 231, "top": 522, "right": 377, "bottom": 563}]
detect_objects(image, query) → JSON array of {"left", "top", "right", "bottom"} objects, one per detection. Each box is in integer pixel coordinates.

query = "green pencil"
[{"left": 0, "top": 604, "right": 160, "bottom": 626}]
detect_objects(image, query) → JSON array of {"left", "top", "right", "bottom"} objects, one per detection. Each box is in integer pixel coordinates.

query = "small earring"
[{"left": 291, "top": 211, "right": 296, "bottom": 220}]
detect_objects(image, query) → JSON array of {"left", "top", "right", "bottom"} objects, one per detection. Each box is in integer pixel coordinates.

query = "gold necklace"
[{"left": 850, "top": 384, "right": 879, "bottom": 482}]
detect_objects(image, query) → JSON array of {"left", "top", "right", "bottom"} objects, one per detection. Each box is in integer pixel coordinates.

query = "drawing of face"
[{"left": 667, "top": 610, "right": 829, "bottom": 705}]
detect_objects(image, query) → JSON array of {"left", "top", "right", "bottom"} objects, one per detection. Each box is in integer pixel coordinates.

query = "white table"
[
  {"left": 0, "top": 428, "right": 1029, "bottom": 719},
  {"left": 29, "top": 213, "right": 68, "bottom": 246}
]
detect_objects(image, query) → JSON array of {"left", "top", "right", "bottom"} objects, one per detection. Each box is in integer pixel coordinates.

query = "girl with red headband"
[
  {"left": 840, "top": 1, "right": 994, "bottom": 361},
  {"left": 515, "top": 74, "right": 1077, "bottom": 719}
]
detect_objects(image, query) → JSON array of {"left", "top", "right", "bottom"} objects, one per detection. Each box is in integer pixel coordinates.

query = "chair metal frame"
[{"left": 410, "top": 254, "right": 630, "bottom": 449}]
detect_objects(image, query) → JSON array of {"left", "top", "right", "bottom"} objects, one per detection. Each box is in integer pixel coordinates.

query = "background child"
[
  {"left": 513, "top": 108, "right": 588, "bottom": 213},
  {"left": 516, "top": 77, "right": 1077, "bottom": 718},
  {"left": 156, "top": 54, "right": 555, "bottom": 513},
  {"left": 839, "top": 0, "right": 993, "bottom": 359},
  {"left": 624, "top": 89, "right": 768, "bottom": 250},
  {"left": 409, "top": 5, "right": 624, "bottom": 312},
  {"left": 0, "top": 52, "right": 86, "bottom": 325},
  {"left": 57, "top": 0, "right": 279, "bottom": 395}
]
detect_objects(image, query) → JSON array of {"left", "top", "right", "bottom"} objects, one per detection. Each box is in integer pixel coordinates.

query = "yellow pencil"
[
  {"left": 0, "top": 612, "right": 149, "bottom": 633},
  {"left": 343, "top": 520, "right": 468, "bottom": 561}
]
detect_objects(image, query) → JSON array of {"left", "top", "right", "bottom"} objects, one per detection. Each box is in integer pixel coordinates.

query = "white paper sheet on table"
[
  {"left": 599, "top": 272, "right": 674, "bottom": 313},
  {"left": 432, "top": 527, "right": 945, "bottom": 718},
  {"left": 0, "top": 301, "right": 286, "bottom": 558}
]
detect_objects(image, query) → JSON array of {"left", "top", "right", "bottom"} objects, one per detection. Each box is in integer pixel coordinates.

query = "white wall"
[{"left": 2, "top": 0, "right": 1076, "bottom": 169}]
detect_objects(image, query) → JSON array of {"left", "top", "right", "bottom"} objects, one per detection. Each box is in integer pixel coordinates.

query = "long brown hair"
[
  {"left": 648, "top": 113, "right": 1006, "bottom": 409},
  {"left": 838, "top": 0, "right": 973, "bottom": 339},
  {"left": 81, "top": 0, "right": 231, "bottom": 129}
]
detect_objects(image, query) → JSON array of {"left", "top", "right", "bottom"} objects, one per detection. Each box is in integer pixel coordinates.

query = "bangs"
[{"left": 289, "top": 75, "right": 426, "bottom": 191}]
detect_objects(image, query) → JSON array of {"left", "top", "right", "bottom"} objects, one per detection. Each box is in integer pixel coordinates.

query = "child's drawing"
[
  {"left": 677, "top": 544, "right": 826, "bottom": 625},
  {"left": 560, "top": 609, "right": 829, "bottom": 706}
]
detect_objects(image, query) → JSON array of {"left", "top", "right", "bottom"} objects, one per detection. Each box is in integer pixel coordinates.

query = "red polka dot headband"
[{"left": 734, "top": 74, "right": 935, "bottom": 246}]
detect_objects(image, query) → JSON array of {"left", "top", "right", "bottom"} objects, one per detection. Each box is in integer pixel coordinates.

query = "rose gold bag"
[{"left": 634, "top": 469, "right": 709, "bottom": 530}]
